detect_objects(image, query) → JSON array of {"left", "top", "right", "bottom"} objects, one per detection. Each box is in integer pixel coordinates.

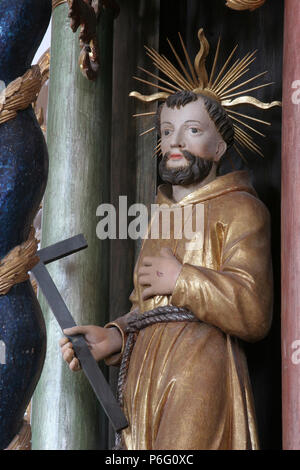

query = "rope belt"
[{"left": 114, "top": 305, "right": 199, "bottom": 449}]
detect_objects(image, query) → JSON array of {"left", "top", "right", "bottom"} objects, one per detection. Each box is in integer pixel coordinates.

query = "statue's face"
[{"left": 160, "top": 97, "right": 227, "bottom": 170}]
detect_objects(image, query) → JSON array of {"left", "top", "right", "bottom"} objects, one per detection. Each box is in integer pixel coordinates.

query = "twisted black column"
[{"left": 0, "top": 0, "right": 51, "bottom": 449}]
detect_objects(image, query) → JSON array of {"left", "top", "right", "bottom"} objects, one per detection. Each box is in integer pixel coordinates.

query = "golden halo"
[{"left": 130, "top": 28, "right": 281, "bottom": 160}]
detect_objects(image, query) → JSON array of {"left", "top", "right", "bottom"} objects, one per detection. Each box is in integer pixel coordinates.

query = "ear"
[{"left": 214, "top": 140, "right": 227, "bottom": 161}]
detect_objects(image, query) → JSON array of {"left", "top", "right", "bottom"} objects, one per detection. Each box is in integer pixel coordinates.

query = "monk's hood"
[{"left": 157, "top": 170, "right": 257, "bottom": 206}]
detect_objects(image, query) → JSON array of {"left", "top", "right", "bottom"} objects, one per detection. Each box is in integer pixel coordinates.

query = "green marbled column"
[{"left": 31, "top": 3, "right": 113, "bottom": 450}]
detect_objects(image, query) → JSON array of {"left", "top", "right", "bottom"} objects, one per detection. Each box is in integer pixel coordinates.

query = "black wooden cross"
[{"left": 31, "top": 234, "right": 128, "bottom": 432}]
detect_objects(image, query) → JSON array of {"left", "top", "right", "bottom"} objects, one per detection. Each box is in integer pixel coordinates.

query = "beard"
[{"left": 159, "top": 150, "right": 213, "bottom": 186}]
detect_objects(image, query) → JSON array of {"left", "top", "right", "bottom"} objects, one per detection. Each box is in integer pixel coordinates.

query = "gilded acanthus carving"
[
  {"left": 34, "top": 48, "right": 50, "bottom": 130},
  {"left": 66, "top": 0, "right": 119, "bottom": 81},
  {"left": 67, "top": 0, "right": 100, "bottom": 80}
]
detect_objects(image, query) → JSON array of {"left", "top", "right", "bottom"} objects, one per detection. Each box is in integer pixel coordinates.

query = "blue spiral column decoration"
[{"left": 0, "top": 0, "right": 51, "bottom": 449}]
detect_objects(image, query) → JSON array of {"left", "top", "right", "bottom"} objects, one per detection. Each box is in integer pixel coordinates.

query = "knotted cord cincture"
[{"left": 114, "top": 305, "right": 199, "bottom": 450}]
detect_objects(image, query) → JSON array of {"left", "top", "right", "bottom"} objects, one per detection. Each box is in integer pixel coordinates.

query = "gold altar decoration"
[
  {"left": 33, "top": 49, "right": 51, "bottom": 129},
  {"left": 52, "top": 0, "right": 67, "bottom": 9},
  {"left": 67, "top": 0, "right": 101, "bottom": 81},
  {"left": 36, "top": 49, "right": 50, "bottom": 88},
  {"left": 4, "top": 420, "right": 31, "bottom": 451},
  {"left": 0, "top": 228, "right": 39, "bottom": 296},
  {"left": 0, "top": 66, "right": 42, "bottom": 126},
  {"left": 52, "top": 0, "right": 101, "bottom": 80},
  {"left": 226, "top": 0, "right": 266, "bottom": 11},
  {"left": 52, "top": 0, "right": 119, "bottom": 80},
  {"left": 130, "top": 28, "right": 281, "bottom": 160},
  {"left": 60, "top": 0, "right": 119, "bottom": 80}
]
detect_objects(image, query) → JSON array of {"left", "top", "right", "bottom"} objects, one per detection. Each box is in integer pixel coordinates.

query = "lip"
[{"left": 169, "top": 153, "right": 184, "bottom": 159}]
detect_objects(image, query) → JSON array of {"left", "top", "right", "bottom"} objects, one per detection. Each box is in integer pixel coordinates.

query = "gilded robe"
[{"left": 106, "top": 170, "right": 273, "bottom": 450}]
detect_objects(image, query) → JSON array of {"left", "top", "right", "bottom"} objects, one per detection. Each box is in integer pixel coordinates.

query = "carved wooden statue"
[{"left": 61, "top": 29, "right": 279, "bottom": 449}]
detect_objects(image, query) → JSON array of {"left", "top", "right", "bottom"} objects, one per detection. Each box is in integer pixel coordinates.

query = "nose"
[
  {"left": 170, "top": 141, "right": 185, "bottom": 149},
  {"left": 170, "top": 128, "right": 185, "bottom": 149}
]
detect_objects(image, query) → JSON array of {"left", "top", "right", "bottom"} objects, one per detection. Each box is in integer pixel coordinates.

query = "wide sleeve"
[
  {"left": 104, "top": 291, "right": 139, "bottom": 366},
  {"left": 170, "top": 194, "right": 273, "bottom": 342}
]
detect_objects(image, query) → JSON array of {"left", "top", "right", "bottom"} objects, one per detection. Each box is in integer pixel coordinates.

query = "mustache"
[{"left": 159, "top": 150, "right": 213, "bottom": 186}]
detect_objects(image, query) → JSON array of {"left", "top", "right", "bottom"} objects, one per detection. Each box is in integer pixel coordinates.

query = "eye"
[
  {"left": 189, "top": 127, "right": 201, "bottom": 134},
  {"left": 162, "top": 129, "right": 171, "bottom": 136}
]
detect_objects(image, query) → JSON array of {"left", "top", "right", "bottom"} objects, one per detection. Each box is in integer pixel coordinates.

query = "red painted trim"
[{"left": 281, "top": 0, "right": 300, "bottom": 450}]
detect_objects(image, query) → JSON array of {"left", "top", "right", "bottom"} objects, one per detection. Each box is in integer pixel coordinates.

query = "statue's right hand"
[
  {"left": 59, "top": 325, "right": 123, "bottom": 372},
  {"left": 59, "top": 336, "right": 81, "bottom": 372}
]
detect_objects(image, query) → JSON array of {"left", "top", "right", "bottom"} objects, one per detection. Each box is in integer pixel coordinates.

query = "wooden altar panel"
[
  {"left": 108, "top": 0, "right": 282, "bottom": 449},
  {"left": 109, "top": 0, "right": 160, "bottom": 448}
]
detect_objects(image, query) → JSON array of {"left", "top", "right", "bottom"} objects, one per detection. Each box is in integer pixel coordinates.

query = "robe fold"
[{"left": 106, "top": 170, "right": 273, "bottom": 450}]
